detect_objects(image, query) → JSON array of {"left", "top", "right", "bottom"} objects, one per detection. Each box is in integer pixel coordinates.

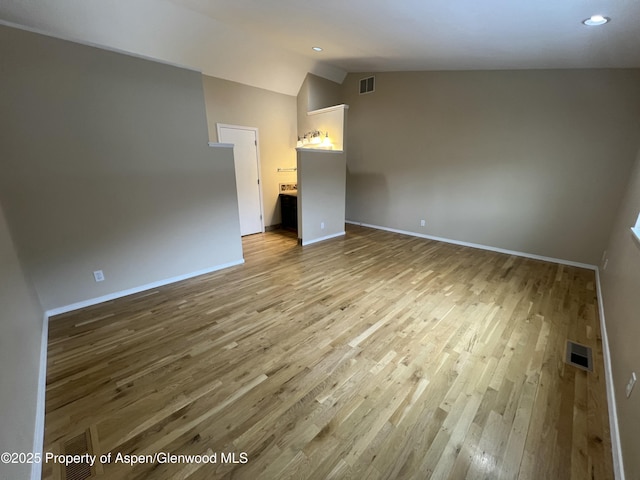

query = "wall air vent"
[
  {"left": 565, "top": 340, "right": 593, "bottom": 372},
  {"left": 359, "top": 76, "right": 375, "bottom": 95}
]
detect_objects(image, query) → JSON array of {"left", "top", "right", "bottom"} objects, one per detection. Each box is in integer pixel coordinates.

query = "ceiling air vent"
[{"left": 359, "top": 76, "right": 375, "bottom": 95}]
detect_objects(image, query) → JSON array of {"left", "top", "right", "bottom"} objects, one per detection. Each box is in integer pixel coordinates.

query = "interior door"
[{"left": 218, "top": 125, "right": 263, "bottom": 236}]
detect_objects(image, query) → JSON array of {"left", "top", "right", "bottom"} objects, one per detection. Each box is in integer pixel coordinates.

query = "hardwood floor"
[{"left": 43, "top": 225, "right": 613, "bottom": 479}]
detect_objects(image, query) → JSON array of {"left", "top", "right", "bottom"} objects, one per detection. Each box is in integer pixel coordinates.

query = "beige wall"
[
  {"left": 342, "top": 70, "right": 640, "bottom": 265},
  {"left": 296, "top": 76, "right": 347, "bottom": 245},
  {"left": 0, "top": 25, "right": 243, "bottom": 312},
  {"left": 297, "top": 150, "right": 346, "bottom": 245},
  {"left": 0, "top": 203, "right": 44, "bottom": 480},
  {"left": 297, "top": 73, "right": 343, "bottom": 135},
  {"left": 201, "top": 75, "right": 298, "bottom": 227},
  {"left": 600, "top": 146, "right": 640, "bottom": 479}
]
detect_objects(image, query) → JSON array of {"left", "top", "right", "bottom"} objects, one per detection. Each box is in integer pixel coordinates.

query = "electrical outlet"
[
  {"left": 420, "top": 220, "right": 426, "bottom": 227},
  {"left": 626, "top": 372, "right": 637, "bottom": 398},
  {"left": 93, "top": 270, "right": 105, "bottom": 282},
  {"left": 321, "top": 222, "right": 325, "bottom": 230}
]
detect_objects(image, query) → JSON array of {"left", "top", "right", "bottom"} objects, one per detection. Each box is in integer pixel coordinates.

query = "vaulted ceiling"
[{"left": 2, "top": 0, "right": 640, "bottom": 96}]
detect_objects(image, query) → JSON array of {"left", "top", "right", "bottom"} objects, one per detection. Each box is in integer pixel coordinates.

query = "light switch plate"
[{"left": 626, "top": 372, "right": 636, "bottom": 398}]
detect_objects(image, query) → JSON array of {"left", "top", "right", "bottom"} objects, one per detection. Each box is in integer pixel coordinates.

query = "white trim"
[
  {"left": 345, "top": 221, "right": 597, "bottom": 270},
  {"left": 46, "top": 260, "right": 244, "bottom": 317},
  {"left": 30, "top": 313, "right": 49, "bottom": 480},
  {"left": 32, "top": 258, "right": 244, "bottom": 478},
  {"left": 345, "top": 220, "right": 622, "bottom": 477},
  {"left": 216, "top": 123, "right": 261, "bottom": 134},
  {"left": 295, "top": 147, "right": 344, "bottom": 154},
  {"left": 216, "top": 123, "right": 265, "bottom": 235},
  {"left": 307, "top": 104, "right": 350, "bottom": 116},
  {"left": 301, "top": 231, "right": 346, "bottom": 246},
  {"left": 595, "top": 269, "right": 625, "bottom": 480},
  {"left": 208, "top": 142, "right": 234, "bottom": 148},
  {"left": 0, "top": 20, "right": 200, "bottom": 73}
]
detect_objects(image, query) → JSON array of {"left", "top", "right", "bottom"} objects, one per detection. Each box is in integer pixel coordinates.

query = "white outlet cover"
[
  {"left": 420, "top": 220, "right": 426, "bottom": 227},
  {"left": 321, "top": 222, "right": 325, "bottom": 229},
  {"left": 93, "top": 270, "right": 105, "bottom": 282},
  {"left": 626, "top": 372, "right": 636, "bottom": 398}
]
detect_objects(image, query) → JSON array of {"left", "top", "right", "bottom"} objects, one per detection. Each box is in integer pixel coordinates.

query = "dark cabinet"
[{"left": 280, "top": 193, "right": 298, "bottom": 232}]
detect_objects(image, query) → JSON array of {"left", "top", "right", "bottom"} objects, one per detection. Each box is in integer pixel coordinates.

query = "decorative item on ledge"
[{"left": 297, "top": 130, "right": 332, "bottom": 149}]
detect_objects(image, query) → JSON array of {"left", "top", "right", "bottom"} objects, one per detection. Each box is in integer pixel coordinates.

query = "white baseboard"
[
  {"left": 31, "top": 259, "right": 245, "bottom": 478},
  {"left": 31, "top": 313, "right": 49, "bottom": 480},
  {"left": 345, "top": 220, "right": 597, "bottom": 270},
  {"left": 45, "top": 259, "right": 245, "bottom": 317},
  {"left": 301, "top": 231, "right": 346, "bottom": 246},
  {"left": 347, "top": 220, "right": 622, "bottom": 478},
  {"left": 595, "top": 269, "right": 625, "bottom": 480}
]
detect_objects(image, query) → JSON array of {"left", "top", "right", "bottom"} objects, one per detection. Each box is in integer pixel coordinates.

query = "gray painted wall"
[
  {"left": 342, "top": 70, "right": 640, "bottom": 265},
  {"left": 601, "top": 146, "right": 640, "bottom": 479},
  {"left": 3, "top": 22, "right": 640, "bottom": 478},
  {"left": 298, "top": 150, "right": 346, "bottom": 245},
  {"left": 202, "top": 75, "right": 298, "bottom": 227},
  {"left": 0, "top": 204, "right": 44, "bottom": 480},
  {"left": 297, "top": 73, "right": 343, "bottom": 134},
  {"left": 0, "top": 24, "right": 243, "bottom": 312}
]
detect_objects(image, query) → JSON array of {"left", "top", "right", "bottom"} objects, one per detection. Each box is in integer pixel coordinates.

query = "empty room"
[{"left": 1, "top": 1, "right": 640, "bottom": 479}]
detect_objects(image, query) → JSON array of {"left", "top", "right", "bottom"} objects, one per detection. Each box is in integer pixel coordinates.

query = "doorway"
[{"left": 217, "top": 124, "right": 264, "bottom": 236}]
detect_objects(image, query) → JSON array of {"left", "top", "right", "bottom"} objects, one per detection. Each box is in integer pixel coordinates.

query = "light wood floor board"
[{"left": 43, "top": 225, "right": 613, "bottom": 479}]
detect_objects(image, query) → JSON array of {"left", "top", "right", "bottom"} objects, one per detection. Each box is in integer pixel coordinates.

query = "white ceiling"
[{"left": 2, "top": 0, "right": 640, "bottom": 96}]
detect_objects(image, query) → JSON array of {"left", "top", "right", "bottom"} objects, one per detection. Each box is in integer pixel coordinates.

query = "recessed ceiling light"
[
  {"left": 312, "top": 46, "right": 323, "bottom": 52},
  {"left": 582, "top": 15, "right": 610, "bottom": 26}
]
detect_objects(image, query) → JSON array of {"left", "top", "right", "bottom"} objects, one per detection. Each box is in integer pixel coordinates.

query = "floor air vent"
[
  {"left": 60, "top": 427, "right": 100, "bottom": 480},
  {"left": 566, "top": 340, "right": 593, "bottom": 372}
]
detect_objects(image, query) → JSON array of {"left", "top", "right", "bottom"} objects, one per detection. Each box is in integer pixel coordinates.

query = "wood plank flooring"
[{"left": 43, "top": 225, "right": 613, "bottom": 479}]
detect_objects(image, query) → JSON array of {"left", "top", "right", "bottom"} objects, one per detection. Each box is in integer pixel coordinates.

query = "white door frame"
[{"left": 216, "top": 123, "right": 265, "bottom": 234}]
